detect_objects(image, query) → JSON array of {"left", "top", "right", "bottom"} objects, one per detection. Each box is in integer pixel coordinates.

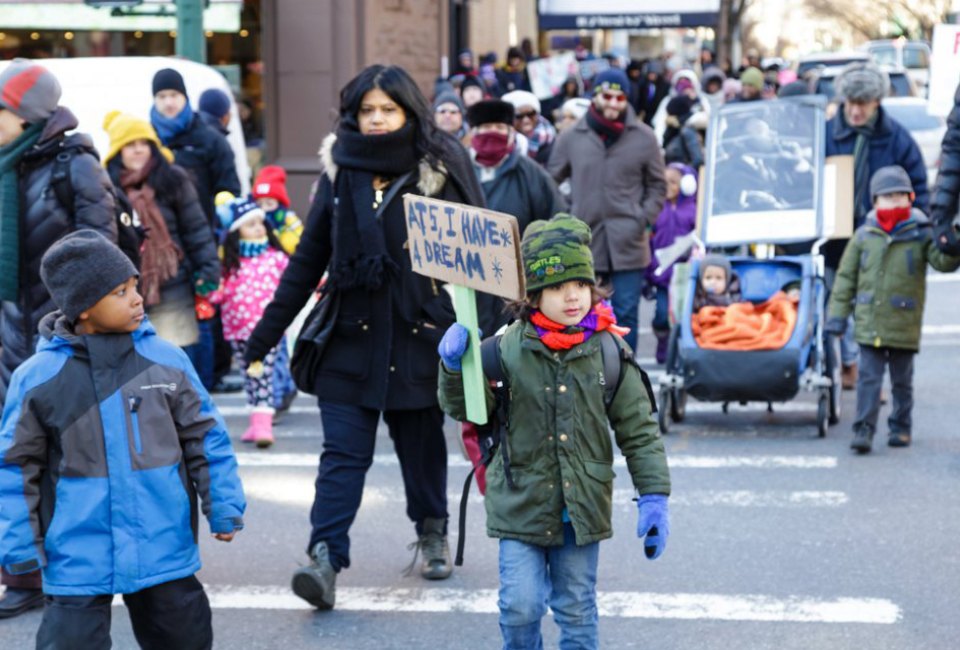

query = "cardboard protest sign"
[
  {"left": 403, "top": 194, "right": 524, "bottom": 300},
  {"left": 930, "top": 24, "right": 960, "bottom": 117},
  {"left": 403, "top": 194, "right": 523, "bottom": 426},
  {"left": 528, "top": 52, "right": 579, "bottom": 100}
]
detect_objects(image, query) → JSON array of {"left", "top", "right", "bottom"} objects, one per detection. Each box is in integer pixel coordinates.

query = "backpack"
[
  {"left": 454, "top": 329, "right": 656, "bottom": 566},
  {"left": 50, "top": 145, "right": 145, "bottom": 269}
]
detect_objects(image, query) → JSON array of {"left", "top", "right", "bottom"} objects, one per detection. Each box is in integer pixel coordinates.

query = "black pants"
[
  {"left": 309, "top": 402, "right": 449, "bottom": 571},
  {"left": 35, "top": 575, "right": 212, "bottom": 650}
]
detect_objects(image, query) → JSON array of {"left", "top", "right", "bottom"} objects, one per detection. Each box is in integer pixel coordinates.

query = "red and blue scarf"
[{"left": 530, "top": 301, "right": 629, "bottom": 350}]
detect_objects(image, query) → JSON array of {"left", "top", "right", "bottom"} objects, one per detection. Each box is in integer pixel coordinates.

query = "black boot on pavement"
[
  {"left": 850, "top": 426, "right": 874, "bottom": 454},
  {"left": 411, "top": 517, "right": 452, "bottom": 580},
  {"left": 291, "top": 541, "right": 337, "bottom": 610},
  {"left": 0, "top": 587, "right": 44, "bottom": 619}
]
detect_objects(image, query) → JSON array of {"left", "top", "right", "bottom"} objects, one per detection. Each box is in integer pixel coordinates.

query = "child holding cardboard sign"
[{"left": 437, "top": 214, "right": 671, "bottom": 649}]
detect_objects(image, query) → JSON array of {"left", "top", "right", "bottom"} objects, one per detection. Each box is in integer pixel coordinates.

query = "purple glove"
[
  {"left": 636, "top": 494, "right": 670, "bottom": 560},
  {"left": 438, "top": 323, "right": 469, "bottom": 371}
]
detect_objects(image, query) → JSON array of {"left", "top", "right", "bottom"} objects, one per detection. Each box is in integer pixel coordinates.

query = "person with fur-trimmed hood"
[
  {"left": 0, "top": 60, "right": 118, "bottom": 617},
  {"left": 244, "top": 65, "right": 485, "bottom": 609}
]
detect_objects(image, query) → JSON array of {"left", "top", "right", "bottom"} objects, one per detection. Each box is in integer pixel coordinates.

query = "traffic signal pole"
[{"left": 175, "top": 0, "right": 205, "bottom": 63}]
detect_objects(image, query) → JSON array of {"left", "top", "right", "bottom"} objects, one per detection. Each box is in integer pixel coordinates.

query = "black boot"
[
  {"left": 654, "top": 329, "right": 670, "bottom": 365},
  {"left": 0, "top": 587, "right": 44, "bottom": 619},
  {"left": 850, "top": 426, "right": 874, "bottom": 454},
  {"left": 408, "top": 518, "right": 452, "bottom": 580}
]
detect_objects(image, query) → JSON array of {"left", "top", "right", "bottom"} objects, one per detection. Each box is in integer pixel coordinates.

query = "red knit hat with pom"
[{"left": 252, "top": 165, "right": 290, "bottom": 208}]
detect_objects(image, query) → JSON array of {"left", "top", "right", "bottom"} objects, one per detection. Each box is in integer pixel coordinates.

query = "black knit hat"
[
  {"left": 467, "top": 99, "right": 514, "bottom": 127},
  {"left": 460, "top": 75, "right": 483, "bottom": 93},
  {"left": 40, "top": 231, "right": 138, "bottom": 322},
  {"left": 152, "top": 68, "right": 188, "bottom": 97}
]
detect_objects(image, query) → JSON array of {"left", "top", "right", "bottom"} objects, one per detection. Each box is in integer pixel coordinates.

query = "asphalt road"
[{"left": 3, "top": 273, "right": 960, "bottom": 649}]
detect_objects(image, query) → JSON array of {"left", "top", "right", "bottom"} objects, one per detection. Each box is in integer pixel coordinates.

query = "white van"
[
  {"left": 861, "top": 40, "right": 931, "bottom": 97},
  {"left": 0, "top": 56, "right": 250, "bottom": 194}
]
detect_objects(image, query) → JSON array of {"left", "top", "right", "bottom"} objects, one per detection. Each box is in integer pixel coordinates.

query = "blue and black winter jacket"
[{"left": 0, "top": 313, "right": 245, "bottom": 596}]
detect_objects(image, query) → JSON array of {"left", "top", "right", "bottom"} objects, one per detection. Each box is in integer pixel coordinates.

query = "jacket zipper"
[{"left": 128, "top": 394, "right": 143, "bottom": 454}]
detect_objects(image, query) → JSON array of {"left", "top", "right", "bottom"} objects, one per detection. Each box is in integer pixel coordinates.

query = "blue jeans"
[
  {"left": 498, "top": 524, "right": 600, "bottom": 650},
  {"left": 652, "top": 285, "right": 670, "bottom": 333},
  {"left": 606, "top": 270, "right": 645, "bottom": 351},
  {"left": 184, "top": 320, "right": 215, "bottom": 390}
]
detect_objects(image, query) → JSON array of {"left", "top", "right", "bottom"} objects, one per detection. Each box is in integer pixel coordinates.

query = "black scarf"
[
  {"left": 586, "top": 104, "right": 626, "bottom": 149},
  {"left": 851, "top": 111, "right": 878, "bottom": 226},
  {"left": 329, "top": 123, "right": 419, "bottom": 291}
]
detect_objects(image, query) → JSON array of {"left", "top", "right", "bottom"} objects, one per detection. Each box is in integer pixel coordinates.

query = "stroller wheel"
[
  {"left": 671, "top": 388, "right": 687, "bottom": 422},
  {"left": 658, "top": 386, "right": 672, "bottom": 435},
  {"left": 816, "top": 392, "right": 829, "bottom": 438}
]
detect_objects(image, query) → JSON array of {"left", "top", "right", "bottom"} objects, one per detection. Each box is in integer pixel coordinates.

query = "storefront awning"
[
  {"left": 538, "top": 0, "right": 720, "bottom": 29},
  {"left": 0, "top": 1, "right": 241, "bottom": 33}
]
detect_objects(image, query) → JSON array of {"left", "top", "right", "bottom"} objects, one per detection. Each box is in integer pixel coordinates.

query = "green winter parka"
[
  {"left": 438, "top": 321, "right": 671, "bottom": 547},
  {"left": 827, "top": 209, "right": 960, "bottom": 351}
]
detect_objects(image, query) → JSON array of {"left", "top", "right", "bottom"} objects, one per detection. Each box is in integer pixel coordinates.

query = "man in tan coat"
[{"left": 548, "top": 68, "right": 666, "bottom": 351}]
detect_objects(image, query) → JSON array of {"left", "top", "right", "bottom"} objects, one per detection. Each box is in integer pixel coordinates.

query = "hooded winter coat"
[
  {"left": 438, "top": 320, "right": 671, "bottom": 546},
  {"left": 827, "top": 209, "right": 960, "bottom": 351},
  {"left": 0, "top": 314, "right": 245, "bottom": 595},
  {"left": 0, "top": 107, "right": 117, "bottom": 406},
  {"left": 245, "top": 132, "right": 486, "bottom": 411}
]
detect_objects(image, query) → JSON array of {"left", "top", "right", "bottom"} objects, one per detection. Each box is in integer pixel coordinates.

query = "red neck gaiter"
[
  {"left": 876, "top": 207, "right": 911, "bottom": 233},
  {"left": 472, "top": 131, "right": 514, "bottom": 167}
]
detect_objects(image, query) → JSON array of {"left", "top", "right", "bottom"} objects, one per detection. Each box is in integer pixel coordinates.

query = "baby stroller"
[{"left": 657, "top": 96, "right": 849, "bottom": 437}]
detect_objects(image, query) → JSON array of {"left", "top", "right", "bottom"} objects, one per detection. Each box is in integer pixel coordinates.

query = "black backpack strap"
[
  {"left": 456, "top": 334, "right": 509, "bottom": 567},
  {"left": 597, "top": 330, "right": 657, "bottom": 413},
  {"left": 50, "top": 147, "right": 75, "bottom": 216}
]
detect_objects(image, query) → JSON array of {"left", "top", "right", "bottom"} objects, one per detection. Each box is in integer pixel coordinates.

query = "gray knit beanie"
[
  {"left": 870, "top": 165, "right": 913, "bottom": 201},
  {"left": 700, "top": 254, "right": 732, "bottom": 281},
  {"left": 0, "top": 59, "right": 61, "bottom": 123},
  {"left": 40, "top": 231, "right": 138, "bottom": 322},
  {"left": 835, "top": 62, "right": 889, "bottom": 102}
]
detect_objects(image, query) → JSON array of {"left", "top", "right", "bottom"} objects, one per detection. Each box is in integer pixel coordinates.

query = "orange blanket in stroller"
[{"left": 692, "top": 291, "right": 799, "bottom": 351}]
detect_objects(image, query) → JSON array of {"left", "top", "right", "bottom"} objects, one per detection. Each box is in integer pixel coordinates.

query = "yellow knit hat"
[{"left": 101, "top": 110, "right": 174, "bottom": 167}]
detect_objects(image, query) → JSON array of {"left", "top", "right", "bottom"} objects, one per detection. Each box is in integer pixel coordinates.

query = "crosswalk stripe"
[
  {"left": 121, "top": 585, "right": 897, "bottom": 623},
  {"left": 238, "top": 474, "right": 847, "bottom": 509},
  {"left": 234, "top": 453, "right": 838, "bottom": 470}
]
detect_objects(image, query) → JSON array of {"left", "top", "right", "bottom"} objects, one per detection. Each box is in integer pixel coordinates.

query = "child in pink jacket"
[{"left": 210, "top": 197, "right": 292, "bottom": 447}]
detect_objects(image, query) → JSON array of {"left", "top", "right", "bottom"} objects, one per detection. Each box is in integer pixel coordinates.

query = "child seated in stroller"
[{"left": 692, "top": 254, "right": 742, "bottom": 312}]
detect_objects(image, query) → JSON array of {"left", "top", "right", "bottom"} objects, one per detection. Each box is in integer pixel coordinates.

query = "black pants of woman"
[{"left": 310, "top": 401, "right": 449, "bottom": 570}]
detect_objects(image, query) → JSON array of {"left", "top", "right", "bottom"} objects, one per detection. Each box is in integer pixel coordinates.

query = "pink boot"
[{"left": 242, "top": 408, "right": 275, "bottom": 448}]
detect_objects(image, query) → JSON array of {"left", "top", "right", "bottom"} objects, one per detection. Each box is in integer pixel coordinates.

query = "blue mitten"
[
  {"left": 438, "top": 323, "right": 470, "bottom": 371},
  {"left": 636, "top": 494, "right": 670, "bottom": 560}
]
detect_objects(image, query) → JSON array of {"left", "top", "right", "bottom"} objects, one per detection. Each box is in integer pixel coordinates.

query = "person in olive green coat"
[
  {"left": 827, "top": 166, "right": 960, "bottom": 453},
  {"left": 437, "top": 214, "right": 671, "bottom": 650}
]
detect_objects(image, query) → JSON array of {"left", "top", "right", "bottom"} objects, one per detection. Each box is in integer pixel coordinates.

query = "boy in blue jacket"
[{"left": 0, "top": 231, "right": 245, "bottom": 649}]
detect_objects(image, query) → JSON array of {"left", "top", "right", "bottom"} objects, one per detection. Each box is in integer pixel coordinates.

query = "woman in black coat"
[
  {"left": 104, "top": 112, "right": 220, "bottom": 360},
  {"left": 245, "top": 65, "right": 485, "bottom": 608}
]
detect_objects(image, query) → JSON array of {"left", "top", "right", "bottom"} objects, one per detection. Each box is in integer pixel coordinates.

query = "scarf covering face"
[
  {"left": 530, "top": 300, "right": 629, "bottom": 350},
  {"left": 525, "top": 115, "right": 556, "bottom": 158},
  {"left": 328, "top": 122, "right": 420, "bottom": 291},
  {"left": 875, "top": 206, "right": 912, "bottom": 233},
  {"left": 472, "top": 131, "right": 514, "bottom": 167},
  {"left": 586, "top": 104, "right": 626, "bottom": 149},
  {"left": 150, "top": 103, "right": 195, "bottom": 145},
  {"left": 0, "top": 122, "right": 44, "bottom": 302},
  {"left": 120, "top": 157, "right": 183, "bottom": 307}
]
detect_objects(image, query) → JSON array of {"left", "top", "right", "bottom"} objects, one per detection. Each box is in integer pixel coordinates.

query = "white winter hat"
[{"left": 502, "top": 90, "right": 541, "bottom": 116}]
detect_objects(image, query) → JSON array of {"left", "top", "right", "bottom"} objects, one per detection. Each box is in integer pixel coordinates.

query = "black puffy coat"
[
  {"left": 930, "top": 82, "right": 960, "bottom": 229},
  {"left": 107, "top": 154, "right": 221, "bottom": 303},
  {"left": 163, "top": 114, "right": 241, "bottom": 228},
  {"left": 0, "top": 107, "right": 118, "bottom": 405},
  {"left": 246, "top": 133, "right": 485, "bottom": 411},
  {"left": 473, "top": 150, "right": 567, "bottom": 333}
]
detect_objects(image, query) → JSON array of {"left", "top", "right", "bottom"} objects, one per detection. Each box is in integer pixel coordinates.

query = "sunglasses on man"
[
  {"left": 599, "top": 92, "right": 627, "bottom": 103},
  {"left": 514, "top": 110, "right": 538, "bottom": 121}
]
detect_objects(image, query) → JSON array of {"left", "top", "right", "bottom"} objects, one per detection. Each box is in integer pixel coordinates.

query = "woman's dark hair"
[
  {"left": 222, "top": 226, "right": 284, "bottom": 277},
  {"left": 337, "top": 64, "right": 448, "bottom": 166},
  {"left": 508, "top": 283, "right": 612, "bottom": 321}
]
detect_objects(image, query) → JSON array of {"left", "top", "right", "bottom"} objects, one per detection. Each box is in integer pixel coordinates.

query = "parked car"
[
  {"left": 881, "top": 97, "right": 946, "bottom": 181},
  {"left": 861, "top": 39, "right": 931, "bottom": 96},
  {"left": 812, "top": 65, "right": 917, "bottom": 100},
  {"left": 796, "top": 51, "right": 870, "bottom": 79}
]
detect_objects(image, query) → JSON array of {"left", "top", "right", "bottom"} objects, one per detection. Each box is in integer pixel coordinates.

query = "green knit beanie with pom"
[{"left": 521, "top": 213, "right": 596, "bottom": 292}]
